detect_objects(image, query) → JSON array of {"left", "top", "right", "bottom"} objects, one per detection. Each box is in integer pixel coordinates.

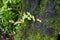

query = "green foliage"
[
  {"left": 39, "top": 0, "right": 48, "bottom": 14},
  {"left": 0, "top": 0, "right": 60, "bottom": 40}
]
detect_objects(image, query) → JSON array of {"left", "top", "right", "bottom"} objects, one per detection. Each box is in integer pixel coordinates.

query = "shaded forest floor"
[{"left": 0, "top": 0, "right": 60, "bottom": 40}]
